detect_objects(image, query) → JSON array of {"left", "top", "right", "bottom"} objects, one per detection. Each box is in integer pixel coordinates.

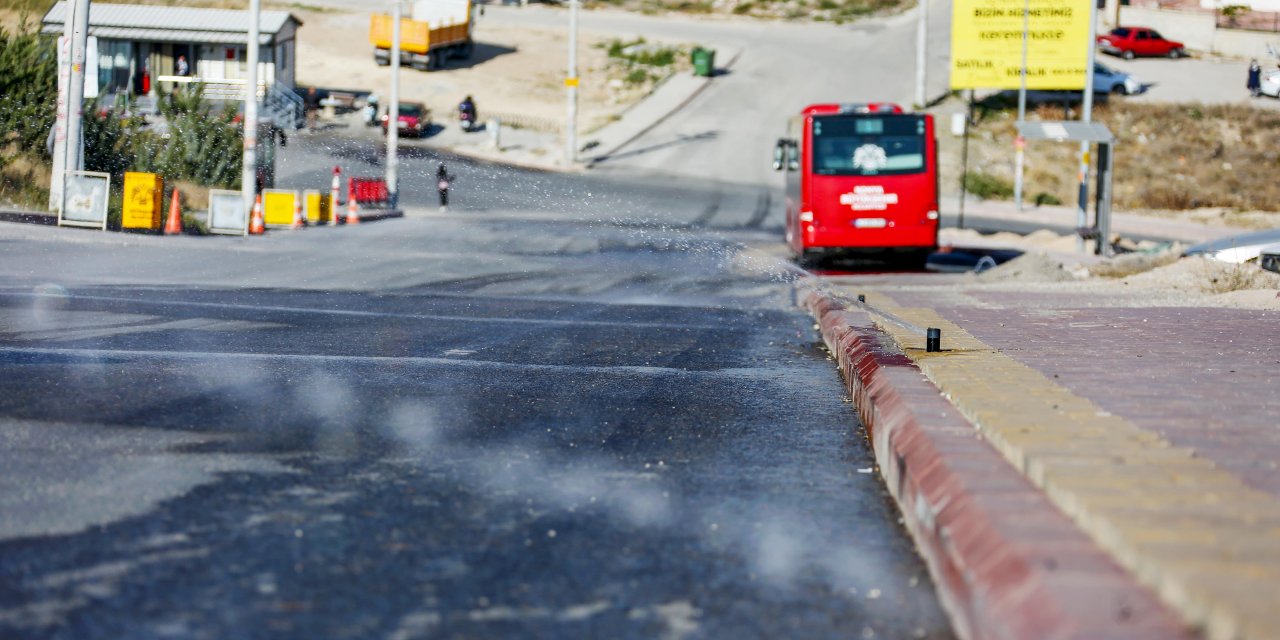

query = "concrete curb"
[
  {"left": 802, "top": 290, "right": 1194, "bottom": 640},
  {"left": 0, "top": 209, "right": 57, "bottom": 226}
]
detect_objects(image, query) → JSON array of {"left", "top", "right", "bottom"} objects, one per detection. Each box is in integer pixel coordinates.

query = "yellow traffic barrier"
[
  {"left": 304, "top": 190, "right": 332, "bottom": 224},
  {"left": 262, "top": 189, "right": 298, "bottom": 227}
]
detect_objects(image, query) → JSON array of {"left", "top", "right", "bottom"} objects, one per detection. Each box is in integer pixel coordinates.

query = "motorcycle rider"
[{"left": 458, "top": 95, "right": 478, "bottom": 132}]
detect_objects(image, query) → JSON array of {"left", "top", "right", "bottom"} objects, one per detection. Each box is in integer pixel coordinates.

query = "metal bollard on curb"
[{"left": 926, "top": 327, "right": 941, "bottom": 353}]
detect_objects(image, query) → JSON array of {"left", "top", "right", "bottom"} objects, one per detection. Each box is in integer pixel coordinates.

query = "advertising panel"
[
  {"left": 59, "top": 171, "right": 110, "bottom": 230},
  {"left": 950, "top": 0, "right": 1092, "bottom": 90},
  {"left": 122, "top": 172, "right": 163, "bottom": 230},
  {"left": 207, "top": 189, "right": 248, "bottom": 236}
]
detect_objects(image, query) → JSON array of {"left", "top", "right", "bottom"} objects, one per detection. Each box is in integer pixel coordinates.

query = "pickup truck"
[{"left": 1097, "top": 27, "right": 1186, "bottom": 60}]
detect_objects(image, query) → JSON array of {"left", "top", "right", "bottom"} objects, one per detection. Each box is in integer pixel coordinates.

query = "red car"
[
  {"left": 380, "top": 102, "right": 431, "bottom": 138},
  {"left": 1097, "top": 27, "right": 1186, "bottom": 60}
]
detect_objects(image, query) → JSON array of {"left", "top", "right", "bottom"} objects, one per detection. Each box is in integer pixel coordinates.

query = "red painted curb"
[{"left": 803, "top": 290, "right": 1194, "bottom": 640}]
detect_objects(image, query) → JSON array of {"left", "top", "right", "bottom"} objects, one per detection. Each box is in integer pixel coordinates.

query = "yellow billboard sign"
[
  {"left": 122, "top": 172, "right": 163, "bottom": 230},
  {"left": 950, "top": 0, "right": 1092, "bottom": 90}
]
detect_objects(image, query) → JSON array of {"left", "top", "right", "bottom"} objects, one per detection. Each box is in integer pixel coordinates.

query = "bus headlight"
[
  {"left": 799, "top": 211, "right": 814, "bottom": 222},
  {"left": 926, "top": 210, "right": 939, "bottom": 221}
]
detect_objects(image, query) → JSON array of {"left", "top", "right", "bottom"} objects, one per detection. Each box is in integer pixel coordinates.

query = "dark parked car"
[{"left": 1097, "top": 27, "right": 1187, "bottom": 59}]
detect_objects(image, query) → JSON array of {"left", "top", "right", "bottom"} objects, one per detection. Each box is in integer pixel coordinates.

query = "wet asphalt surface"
[{"left": 0, "top": 136, "right": 955, "bottom": 639}]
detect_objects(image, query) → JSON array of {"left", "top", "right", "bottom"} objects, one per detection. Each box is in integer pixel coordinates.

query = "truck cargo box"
[{"left": 369, "top": 1, "right": 473, "bottom": 70}]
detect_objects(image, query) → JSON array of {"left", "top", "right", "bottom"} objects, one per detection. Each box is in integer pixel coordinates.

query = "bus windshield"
[{"left": 811, "top": 115, "right": 925, "bottom": 176}]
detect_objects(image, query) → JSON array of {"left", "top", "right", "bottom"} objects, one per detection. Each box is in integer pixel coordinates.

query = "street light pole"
[
  {"left": 1077, "top": 0, "right": 1099, "bottom": 252},
  {"left": 242, "top": 0, "right": 261, "bottom": 222},
  {"left": 52, "top": 0, "right": 90, "bottom": 213},
  {"left": 914, "top": 0, "right": 927, "bottom": 108},
  {"left": 1014, "top": 0, "right": 1029, "bottom": 212},
  {"left": 566, "top": 0, "right": 579, "bottom": 166},
  {"left": 387, "top": 1, "right": 401, "bottom": 205}
]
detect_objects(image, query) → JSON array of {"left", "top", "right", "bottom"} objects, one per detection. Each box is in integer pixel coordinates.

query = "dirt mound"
[
  {"left": 1122, "top": 256, "right": 1280, "bottom": 294},
  {"left": 976, "top": 251, "right": 1077, "bottom": 283},
  {"left": 1089, "top": 249, "right": 1182, "bottom": 279}
]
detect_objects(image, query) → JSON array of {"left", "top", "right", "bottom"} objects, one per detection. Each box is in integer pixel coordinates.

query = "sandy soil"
[{"left": 294, "top": 8, "right": 685, "bottom": 133}]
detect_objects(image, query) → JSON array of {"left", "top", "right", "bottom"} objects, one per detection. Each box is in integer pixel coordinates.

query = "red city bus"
[{"left": 775, "top": 103, "right": 939, "bottom": 265}]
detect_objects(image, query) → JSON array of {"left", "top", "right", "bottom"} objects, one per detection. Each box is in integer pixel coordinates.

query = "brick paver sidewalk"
[{"left": 806, "top": 283, "right": 1280, "bottom": 640}]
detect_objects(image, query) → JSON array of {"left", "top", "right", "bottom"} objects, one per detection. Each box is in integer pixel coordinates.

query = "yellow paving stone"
[{"left": 838, "top": 288, "right": 1280, "bottom": 639}]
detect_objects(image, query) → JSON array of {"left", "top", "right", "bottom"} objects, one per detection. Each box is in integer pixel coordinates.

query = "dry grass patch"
[{"left": 950, "top": 102, "right": 1280, "bottom": 219}]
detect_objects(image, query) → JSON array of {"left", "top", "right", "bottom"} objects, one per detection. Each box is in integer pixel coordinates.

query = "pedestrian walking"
[
  {"left": 305, "top": 87, "right": 320, "bottom": 129},
  {"left": 1247, "top": 59, "right": 1262, "bottom": 97},
  {"left": 436, "top": 163, "right": 453, "bottom": 212}
]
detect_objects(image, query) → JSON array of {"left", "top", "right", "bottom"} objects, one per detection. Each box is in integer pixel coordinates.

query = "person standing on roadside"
[
  {"left": 1247, "top": 59, "right": 1262, "bottom": 97},
  {"left": 305, "top": 87, "right": 320, "bottom": 129},
  {"left": 436, "top": 163, "right": 453, "bottom": 212}
]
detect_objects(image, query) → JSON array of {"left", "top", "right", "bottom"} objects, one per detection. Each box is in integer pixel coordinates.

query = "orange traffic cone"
[
  {"left": 291, "top": 192, "right": 306, "bottom": 230},
  {"left": 163, "top": 189, "right": 183, "bottom": 235},
  {"left": 346, "top": 191, "right": 360, "bottom": 224},
  {"left": 249, "top": 195, "right": 266, "bottom": 235}
]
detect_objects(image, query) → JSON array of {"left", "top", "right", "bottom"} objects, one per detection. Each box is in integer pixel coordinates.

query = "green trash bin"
[{"left": 691, "top": 47, "right": 716, "bottom": 78}]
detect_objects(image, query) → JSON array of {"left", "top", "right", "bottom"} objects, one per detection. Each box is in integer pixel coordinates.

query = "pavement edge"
[{"left": 801, "top": 290, "right": 1195, "bottom": 640}]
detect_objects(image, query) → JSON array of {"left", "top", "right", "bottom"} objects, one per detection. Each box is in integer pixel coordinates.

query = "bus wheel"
[
  {"left": 794, "top": 250, "right": 823, "bottom": 270},
  {"left": 895, "top": 249, "right": 932, "bottom": 269}
]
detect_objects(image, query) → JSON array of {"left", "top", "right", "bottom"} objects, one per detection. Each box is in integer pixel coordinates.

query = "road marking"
[
  {"left": 0, "top": 292, "right": 728, "bottom": 332},
  {"left": 856, "top": 291, "right": 1280, "bottom": 640},
  {"left": 0, "top": 346, "right": 795, "bottom": 381}
]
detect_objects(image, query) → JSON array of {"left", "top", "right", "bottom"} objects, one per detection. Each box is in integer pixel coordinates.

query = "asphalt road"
[{"left": 0, "top": 133, "right": 955, "bottom": 638}]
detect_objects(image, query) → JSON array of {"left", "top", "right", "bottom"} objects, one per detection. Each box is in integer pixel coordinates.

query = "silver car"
[
  {"left": 1184, "top": 227, "right": 1280, "bottom": 263},
  {"left": 1094, "top": 63, "right": 1143, "bottom": 95}
]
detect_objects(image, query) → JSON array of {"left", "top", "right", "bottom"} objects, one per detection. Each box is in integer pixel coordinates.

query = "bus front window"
[{"left": 812, "top": 115, "right": 925, "bottom": 176}]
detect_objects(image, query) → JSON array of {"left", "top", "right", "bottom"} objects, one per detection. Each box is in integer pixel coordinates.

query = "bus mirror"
[
  {"left": 786, "top": 142, "right": 800, "bottom": 171},
  {"left": 772, "top": 140, "right": 785, "bottom": 171}
]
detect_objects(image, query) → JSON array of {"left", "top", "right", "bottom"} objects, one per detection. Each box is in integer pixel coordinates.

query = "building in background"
[{"left": 41, "top": 2, "right": 304, "bottom": 125}]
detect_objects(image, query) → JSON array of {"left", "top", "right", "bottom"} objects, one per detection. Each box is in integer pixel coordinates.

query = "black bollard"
[{"left": 926, "top": 327, "right": 941, "bottom": 353}]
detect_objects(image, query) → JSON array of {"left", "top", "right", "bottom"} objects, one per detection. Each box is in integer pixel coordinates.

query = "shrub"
[
  {"left": 1033, "top": 192, "right": 1061, "bottom": 206},
  {"left": 0, "top": 18, "right": 57, "bottom": 156},
  {"left": 963, "top": 170, "right": 1014, "bottom": 199},
  {"left": 130, "top": 85, "right": 242, "bottom": 188}
]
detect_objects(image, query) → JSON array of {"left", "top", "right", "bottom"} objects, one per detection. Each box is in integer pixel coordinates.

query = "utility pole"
[
  {"left": 565, "top": 0, "right": 579, "bottom": 166},
  {"left": 387, "top": 1, "right": 401, "bottom": 205},
  {"left": 1013, "top": 0, "right": 1029, "bottom": 212},
  {"left": 52, "top": 0, "right": 90, "bottom": 213},
  {"left": 914, "top": 0, "right": 927, "bottom": 108},
  {"left": 242, "top": 0, "right": 261, "bottom": 221},
  {"left": 1077, "top": 0, "right": 1099, "bottom": 252}
]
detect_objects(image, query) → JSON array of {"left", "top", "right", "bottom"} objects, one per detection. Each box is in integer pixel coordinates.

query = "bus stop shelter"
[{"left": 1016, "top": 121, "right": 1116, "bottom": 257}]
